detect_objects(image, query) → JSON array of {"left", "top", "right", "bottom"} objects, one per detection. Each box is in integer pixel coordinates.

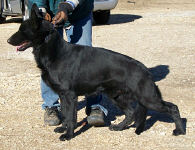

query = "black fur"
[{"left": 7, "top": 4, "right": 186, "bottom": 141}]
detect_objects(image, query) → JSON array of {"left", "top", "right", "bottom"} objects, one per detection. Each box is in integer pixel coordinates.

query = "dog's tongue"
[
  {"left": 16, "top": 45, "right": 22, "bottom": 51},
  {"left": 16, "top": 42, "right": 29, "bottom": 51}
]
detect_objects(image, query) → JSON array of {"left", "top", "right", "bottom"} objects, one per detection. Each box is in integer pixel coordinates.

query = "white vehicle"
[{"left": 0, "top": 0, "right": 118, "bottom": 24}]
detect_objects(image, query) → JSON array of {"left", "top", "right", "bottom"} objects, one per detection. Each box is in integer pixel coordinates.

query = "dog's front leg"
[{"left": 57, "top": 91, "right": 77, "bottom": 141}]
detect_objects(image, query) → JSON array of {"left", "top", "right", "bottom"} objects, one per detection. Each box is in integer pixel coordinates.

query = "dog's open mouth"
[{"left": 17, "top": 41, "right": 32, "bottom": 51}]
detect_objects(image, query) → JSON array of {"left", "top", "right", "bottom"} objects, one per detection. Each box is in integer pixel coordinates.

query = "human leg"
[
  {"left": 65, "top": 14, "right": 107, "bottom": 126},
  {"left": 41, "top": 27, "right": 63, "bottom": 126}
]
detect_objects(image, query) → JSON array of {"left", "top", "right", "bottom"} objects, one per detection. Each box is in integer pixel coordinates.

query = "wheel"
[
  {"left": 93, "top": 10, "right": 110, "bottom": 25},
  {"left": 0, "top": 0, "right": 6, "bottom": 23},
  {"left": 0, "top": 15, "right": 6, "bottom": 23}
]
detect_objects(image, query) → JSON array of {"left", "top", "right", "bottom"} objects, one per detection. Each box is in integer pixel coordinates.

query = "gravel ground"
[{"left": 0, "top": 0, "right": 195, "bottom": 149}]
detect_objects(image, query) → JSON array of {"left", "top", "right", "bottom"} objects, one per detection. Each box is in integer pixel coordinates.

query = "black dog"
[{"left": 7, "top": 4, "right": 185, "bottom": 141}]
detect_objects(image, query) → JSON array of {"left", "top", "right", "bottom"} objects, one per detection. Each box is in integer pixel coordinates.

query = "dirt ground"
[{"left": 0, "top": 0, "right": 195, "bottom": 149}]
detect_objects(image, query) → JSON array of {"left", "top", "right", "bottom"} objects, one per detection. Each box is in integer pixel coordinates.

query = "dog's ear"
[{"left": 30, "top": 3, "right": 41, "bottom": 29}]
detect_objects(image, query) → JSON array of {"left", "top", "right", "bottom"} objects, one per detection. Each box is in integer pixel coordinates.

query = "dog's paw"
[
  {"left": 172, "top": 129, "right": 186, "bottom": 136},
  {"left": 135, "top": 128, "right": 143, "bottom": 135},
  {"left": 135, "top": 125, "right": 145, "bottom": 135},
  {"left": 109, "top": 124, "right": 123, "bottom": 131},
  {"left": 59, "top": 134, "right": 73, "bottom": 141},
  {"left": 54, "top": 127, "right": 67, "bottom": 133}
]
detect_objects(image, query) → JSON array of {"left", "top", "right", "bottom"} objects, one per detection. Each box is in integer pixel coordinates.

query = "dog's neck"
[
  {"left": 32, "top": 29, "right": 69, "bottom": 71},
  {"left": 33, "top": 29, "right": 64, "bottom": 50}
]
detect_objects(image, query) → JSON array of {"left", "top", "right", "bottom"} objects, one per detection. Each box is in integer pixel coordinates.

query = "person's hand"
[
  {"left": 44, "top": 13, "right": 52, "bottom": 22},
  {"left": 52, "top": 11, "right": 68, "bottom": 27}
]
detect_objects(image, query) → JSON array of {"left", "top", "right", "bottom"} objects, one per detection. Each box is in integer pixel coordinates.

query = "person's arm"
[{"left": 60, "top": 1, "right": 78, "bottom": 13}]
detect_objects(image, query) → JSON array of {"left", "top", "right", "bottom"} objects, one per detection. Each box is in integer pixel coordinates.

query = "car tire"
[
  {"left": 0, "top": 15, "right": 6, "bottom": 23},
  {"left": 93, "top": 10, "right": 110, "bottom": 25}
]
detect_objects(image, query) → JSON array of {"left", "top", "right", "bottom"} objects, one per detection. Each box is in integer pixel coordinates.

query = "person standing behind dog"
[{"left": 28, "top": 0, "right": 108, "bottom": 126}]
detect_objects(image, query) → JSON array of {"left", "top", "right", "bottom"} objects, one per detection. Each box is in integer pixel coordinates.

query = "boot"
[
  {"left": 44, "top": 107, "right": 61, "bottom": 126},
  {"left": 87, "top": 107, "right": 105, "bottom": 126}
]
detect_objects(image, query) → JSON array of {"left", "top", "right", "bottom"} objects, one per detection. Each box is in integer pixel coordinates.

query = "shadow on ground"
[
  {"left": 109, "top": 14, "right": 142, "bottom": 25},
  {"left": 93, "top": 14, "right": 142, "bottom": 26},
  {"left": 149, "top": 65, "right": 170, "bottom": 82}
]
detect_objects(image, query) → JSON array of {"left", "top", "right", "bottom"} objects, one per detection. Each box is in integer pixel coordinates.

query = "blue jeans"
[{"left": 41, "top": 14, "right": 107, "bottom": 114}]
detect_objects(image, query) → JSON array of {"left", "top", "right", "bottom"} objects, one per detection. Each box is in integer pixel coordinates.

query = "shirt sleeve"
[
  {"left": 59, "top": 0, "right": 90, "bottom": 15},
  {"left": 64, "top": 0, "right": 87, "bottom": 10}
]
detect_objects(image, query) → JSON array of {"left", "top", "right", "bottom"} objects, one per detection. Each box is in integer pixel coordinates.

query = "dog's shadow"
[{"left": 149, "top": 65, "right": 170, "bottom": 82}]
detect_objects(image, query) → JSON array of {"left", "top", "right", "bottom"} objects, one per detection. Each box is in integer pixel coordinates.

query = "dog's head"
[{"left": 7, "top": 4, "right": 54, "bottom": 51}]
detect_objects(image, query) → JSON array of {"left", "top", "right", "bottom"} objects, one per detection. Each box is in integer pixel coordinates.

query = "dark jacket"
[{"left": 29, "top": 0, "right": 94, "bottom": 24}]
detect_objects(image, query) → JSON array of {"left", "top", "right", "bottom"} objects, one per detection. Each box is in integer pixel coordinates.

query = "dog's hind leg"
[
  {"left": 162, "top": 101, "right": 185, "bottom": 136},
  {"left": 109, "top": 94, "right": 135, "bottom": 131},
  {"left": 134, "top": 103, "right": 147, "bottom": 135},
  {"left": 141, "top": 98, "right": 185, "bottom": 136}
]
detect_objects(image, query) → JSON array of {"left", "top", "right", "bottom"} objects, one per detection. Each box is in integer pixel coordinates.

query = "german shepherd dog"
[{"left": 7, "top": 4, "right": 185, "bottom": 141}]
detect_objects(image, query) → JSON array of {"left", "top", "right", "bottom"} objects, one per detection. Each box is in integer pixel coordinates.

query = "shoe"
[
  {"left": 87, "top": 107, "right": 105, "bottom": 126},
  {"left": 44, "top": 107, "right": 61, "bottom": 126}
]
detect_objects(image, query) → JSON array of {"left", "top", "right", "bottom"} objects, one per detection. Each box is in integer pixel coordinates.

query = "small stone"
[
  {"left": 192, "top": 142, "right": 195, "bottom": 148},
  {"left": 159, "top": 132, "right": 166, "bottom": 136}
]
